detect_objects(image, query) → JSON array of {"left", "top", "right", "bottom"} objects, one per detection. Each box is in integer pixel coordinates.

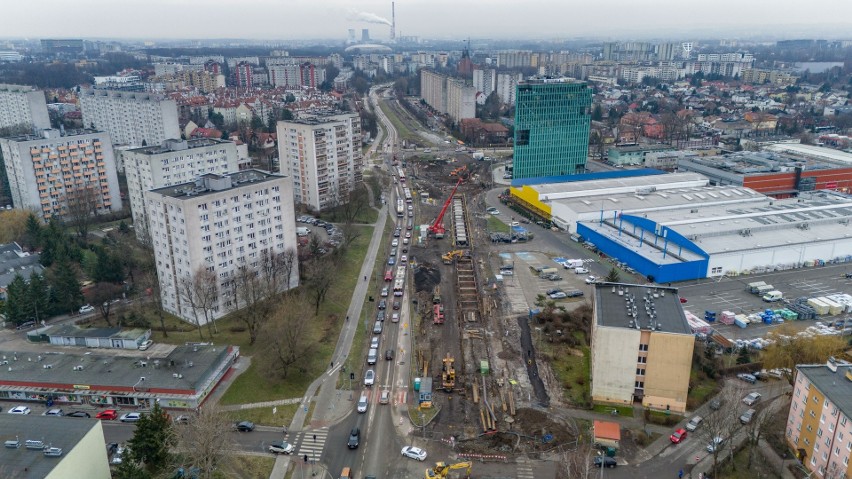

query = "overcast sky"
[{"left": 5, "top": 0, "right": 852, "bottom": 41}]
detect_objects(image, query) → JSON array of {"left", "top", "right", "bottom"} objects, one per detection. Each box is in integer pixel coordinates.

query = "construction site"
[{"left": 400, "top": 155, "right": 581, "bottom": 458}]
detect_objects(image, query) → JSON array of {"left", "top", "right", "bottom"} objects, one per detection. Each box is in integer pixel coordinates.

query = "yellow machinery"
[
  {"left": 441, "top": 250, "right": 464, "bottom": 264},
  {"left": 441, "top": 353, "right": 456, "bottom": 392},
  {"left": 425, "top": 462, "right": 472, "bottom": 479}
]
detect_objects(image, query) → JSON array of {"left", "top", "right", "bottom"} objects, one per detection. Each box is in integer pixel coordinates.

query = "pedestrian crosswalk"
[
  {"left": 516, "top": 460, "right": 535, "bottom": 479},
  {"left": 292, "top": 426, "right": 328, "bottom": 461}
]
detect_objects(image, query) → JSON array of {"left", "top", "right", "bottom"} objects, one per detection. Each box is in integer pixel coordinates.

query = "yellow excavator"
[
  {"left": 441, "top": 353, "right": 455, "bottom": 391},
  {"left": 425, "top": 461, "right": 472, "bottom": 479},
  {"left": 441, "top": 250, "right": 464, "bottom": 264}
]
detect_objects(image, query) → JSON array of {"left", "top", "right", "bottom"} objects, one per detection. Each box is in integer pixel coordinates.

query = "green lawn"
[
  {"left": 487, "top": 216, "right": 510, "bottom": 233},
  {"left": 225, "top": 455, "right": 276, "bottom": 479},
  {"left": 541, "top": 336, "right": 591, "bottom": 408},
  {"left": 687, "top": 369, "right": 722, "bottom": 411},
  {"left": 224, "top": 403, "right": 300, "bottom": 428},
  {"left": 318, "top": 203, "right": 379, "bottom": 224},
  {"left": 378, "top": 99, "right": 418, "bottom": 143},
  {"left": 215, "top": 226, "right": 373, "bottom": 405},
  {"left": 592, "top": 404, "right": 633, "bottom": 417}
]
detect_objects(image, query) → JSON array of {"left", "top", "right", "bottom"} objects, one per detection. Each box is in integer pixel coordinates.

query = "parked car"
[
  {"left": 670, "top": 428, "right": 687, "bottom": 444},
  {"left": 567, "top": 290, "right": 585, "bottom": 297},
  {"left": 743, "top": 392, "right": 762, "bottom": 406},
  {"left": 138, "top": 340, "right": 153, "bottom": 351},
  {"left": 66, "top": 411, "right": 91, "bottom": 418},
  {"left": 574, "top": 267, "right": 589, "bottom": 274},
  {"left": 120, "top": 413, "right": 142, "bottom": 423},
  {"left": 709, "top": 398, "right": 723, "bottom": 410},
  {"left": 43, "top": 408, "right": 64, "bottom": 416},
  {"left": 706, "top": 436, "right": 725, "bottom": 453},
  {"left": 737, "top": 373, "right": 757, "bottom": 384},
  {"left": 347, "top": 428, "right": 361, "bottom": 449},
  {"left": 8, "top": 406, "right": 31, "bottom": 415},
  {"left": 96, "top": 409, "right": 118, "bottom": 420},
  {"left": 364, "top": 369, "right": 375, "bottom": 387},
  {"left": 549, "top": 291, "right": 567, "bottom": 299},
  {"left": 268, "top": 441, "right": 295, "bottom": 454},
  {"left": 79, "top": 304, "right": 95, "bottom": 314},
  {"left": 106, "top": 443, "right": 119, "bottom": 456},
  {"left": 111, "top": 445, "right": 126, "bottom": 464},
  {"left": 234, "top": 421, "right": 255, "bottom": 432},
  {"left": 593, "top": 456, "right": 617, "bottom": 468},
  {"left": 545, "top": 288, "right": 562, "bottom": 296},
  {"left": 740, "top": 409, "right": 756, "bottom": 424},
  {"left": 401, "top": 446, "right": 427, "bottom": 461},
  {"left": 685, "top": 416, "right": 703, "bottom": 432},
  {"left": 585, "top": 276, "right": 597, "bottom": 284}
]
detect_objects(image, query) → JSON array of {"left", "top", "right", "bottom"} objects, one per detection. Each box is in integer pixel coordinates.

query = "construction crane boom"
[{"left": 428, "top": 177, "right": 463, "bottom": 239}]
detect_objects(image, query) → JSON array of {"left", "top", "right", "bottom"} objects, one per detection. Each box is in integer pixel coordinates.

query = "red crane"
[{"left": 428, "top": 177, "right": 463, "bottom": 239}]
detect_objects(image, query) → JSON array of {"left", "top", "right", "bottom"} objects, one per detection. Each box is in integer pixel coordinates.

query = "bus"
[
  {"left": 397, "top": 167, "right": 406, "bottom": 184},
  {"left": 403, "top": 188, "right": 412, "bottom": 203},
  {"left": 393, "top": 279, "right": 405, "bottom": 296},
  {"left": 396, "top": 199, "right": 405, "bottom": 217},
  {"left": 396, "top": 266, "right": 406, "bottom": 280}
]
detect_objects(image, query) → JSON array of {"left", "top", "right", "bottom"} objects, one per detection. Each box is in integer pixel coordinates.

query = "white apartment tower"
[
  {"left": 0, "top": 129, "right": 122, "bottom": 220},
  {"left": 145, "top": 170, "right": 299, "bottom": 324},
  {"left": 276, "top": 114, "right": 363, "bottom": 211},
  {"left": 123, "top": 138, "right": 240, "bottom": 241},
  {"left": 445, "top": 79, "right": 477, "bottom": 122},
  {"left": 0, "top": 84, "right": 51, "bottom": 131},
  {"left": 472, "top": 68, "right": 497, "bottom": 96},
  {"left": 496, "top": 72, "right": 524, "bottom": 107},
  {"left": 78, "top": 89, "right": 180, "bottom": 147}
]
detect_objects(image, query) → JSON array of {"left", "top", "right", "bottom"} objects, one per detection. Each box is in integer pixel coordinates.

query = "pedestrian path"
[
  {"left": 516, "top": 458, "right": 535, "bottom": 479},
  {"left": 292, "top": 426, "right": 329, "bottom": 462}
]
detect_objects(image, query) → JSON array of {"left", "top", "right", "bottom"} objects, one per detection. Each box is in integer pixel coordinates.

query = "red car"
[
  {"left": 96, "top": 409, "right": 118, "bottom": 420},
  {"left": 670, "top": 428, "right": 687, "bottom": 444},
  {"left": 679, "top": 297, "right": 688, "bottom": 304},
  {"left": 384, "top": 270, "right": 393, "bottom": 282}
]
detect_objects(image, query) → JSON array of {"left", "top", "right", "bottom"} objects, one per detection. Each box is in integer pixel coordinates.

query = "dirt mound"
[{"left": 413, "top": 262, "right": 441, "bottom": 292}]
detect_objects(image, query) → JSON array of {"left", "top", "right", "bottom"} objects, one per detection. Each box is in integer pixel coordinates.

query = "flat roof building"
[
  {"left": 590, "top": 282, "right": 694, "bottom": 413},
  {"left": 0, "top": 128, "right": 122, "bottom": 220},
  {"left": 0, "top": 83, "right": 50, "bottom": 131},
  {"left": 78, "top": 89, "right": 180, "bottom": 147},
  {"left": 123, "top": 138, "right": 240, "bottom": 241},
  {"left": 513, "top": 78, "right": 592, "bottom": 179},
  {"left": 277, "top": 114, "right": 363, "bottom": 211},
  {"left": 0, "top": 242, "right": 43, "bottom": 301},
  {"left": 0, "top": 415, "right": 110, "bottom": 479},
  {"left": 145, "top": 170, "right": 299, "bottom": 324},
  {"left": 787, "top": 360, "right": 852, "bottom": 478}
]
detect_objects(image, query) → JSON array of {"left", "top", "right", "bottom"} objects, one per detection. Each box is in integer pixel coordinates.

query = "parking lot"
[
  {"left": 496, "top": 251, "right": 598, "bottom": 312},
  {"left": 677, "top": 263, "right": 852, "bottom": 340}
]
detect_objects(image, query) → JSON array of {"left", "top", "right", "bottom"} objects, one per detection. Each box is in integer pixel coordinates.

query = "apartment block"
[
  {"left": 276, "top": 114, "right": 363, "bottom": 211},
  {"left": 0, "top": 129, "right": 121, "bottom": 220},
  {"left": 419, "top": 70, "right": 476, "bottom": 123},
  {"left": 590, "top": 283, "right": 694, "bottom": 413},
  {"left": 472, "top": 68, "right": 496, "bottom": 96},
  {"left": 513, "top": 78, "right": 591, "bottom": 179},
  {"left": 786, "top": 360, "right": 852, "bottom": 478},
  {"left": 123, "top": 138, "right": 240, "bottom": 240},
  {"left": 0, "top": 84, "right": 51, "bottom": 131},
  {"left": 145, "top": 170, "right": 298, "bottom": 324},
  {"left": 496, "top": 72, "right": 524, "bottom": 107},
  {"left": 78, "top": 89, "right": 180, "bottom": 147}
]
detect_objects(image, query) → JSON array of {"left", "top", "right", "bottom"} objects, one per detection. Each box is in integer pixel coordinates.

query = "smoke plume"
[{"left": 347, "top": 9, "right": 392, "bottom": 26}]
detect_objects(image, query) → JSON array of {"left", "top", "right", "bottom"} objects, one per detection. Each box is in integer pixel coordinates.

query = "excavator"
[
  {"left": 448, "top": 165, "right": 468, "bottom": 178},
  {"left": 441, "top": 250, "right": 465, "bottom": 264},
  {"left": 425, "top": 461, "right": 472, "bottom": 479},
  {"left": 441, "top": 353, "right": 455, "bottom": 392}
]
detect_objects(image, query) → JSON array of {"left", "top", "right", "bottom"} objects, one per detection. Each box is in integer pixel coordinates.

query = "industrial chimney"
[{"left": 390, "top": 2, "right": 396, "bottom": 41}]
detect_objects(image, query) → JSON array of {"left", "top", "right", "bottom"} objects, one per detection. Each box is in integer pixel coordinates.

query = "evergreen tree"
[
  {"left": 592, "top": 104, "right": 604, "bottom": 122},
  {"left": 94, "top": 247, "right": 125, "bottom": 283},
  {"left": 24, "top": 213, "right": 43, "bottom": 250},
  {"left": 26, "top": 272, "right": 51, "bottom": 322},
  {"left": 736, "top": 346, "right": 752, "bottom": 365},
  {"left": 49, "top": 259, "right": 83, "bottom": 314},
  {"left": 4, "top": 275, "right": 28, "bottom": 324},
  {"left": 126, "top": 402, "right": 174, "bottom": 474},
  {"left": 112, "top": 458, "right": 151, "bottom": 479},
  {"left": 605, "top": 267, "right": 621, "bottom": 283}
]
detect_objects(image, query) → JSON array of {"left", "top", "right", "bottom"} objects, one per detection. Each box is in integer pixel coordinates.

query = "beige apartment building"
[{"left": 590, "top": 283, "right": 695, "bottom": 413}]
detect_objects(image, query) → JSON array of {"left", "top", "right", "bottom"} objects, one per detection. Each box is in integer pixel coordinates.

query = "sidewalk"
[{"left": 269, "top": 203, "right": 389, "bottom": 479}]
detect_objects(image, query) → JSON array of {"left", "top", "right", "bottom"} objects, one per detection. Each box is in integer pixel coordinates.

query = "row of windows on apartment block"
[
  {"left": 157, "top": 152, "right": 230, "bottom": 165},
  {"left": 788, "top": 427, "right": 851, "bottom": 471}
]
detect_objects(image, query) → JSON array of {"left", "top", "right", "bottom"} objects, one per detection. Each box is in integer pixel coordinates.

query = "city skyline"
[{"left": 3, "top": 0, "right": 852, "bottom": 41}]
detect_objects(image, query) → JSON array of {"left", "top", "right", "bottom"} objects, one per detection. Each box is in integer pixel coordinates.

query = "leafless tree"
[
  {"left": 696, "top": 386, "right": 747, "bottom": 479},
  {"left": 231, "top": 248, "right": 297, "bottom": 345},
  {"left": 178, "top": 267, "right": 219, "bottom": 339},
  {"left": 62, "top": 181, "right": 103, "bottom": 239},
  {"left": 337, "top": 183, "right": 370, "bottom": 225},
  {"left": 87, "top": 282, "right": 124, "bottom": 327},
  {"left": 743, "top": 397, "right": 784, "bottom": 471},
  {"left": 173, "top": 405, "right": 233, "bottom": 479},
  {"left": 303, "top": 255, "right": 336, "bottom": 315},
  {"left": 257, "top": 292, "right": 316, "bottom": 378},
  {"left": 558, "top": 440, "right": 599, "bottom": 479}
]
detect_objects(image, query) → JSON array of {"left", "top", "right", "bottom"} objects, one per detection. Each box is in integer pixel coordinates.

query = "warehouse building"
[
  {"left": 578, "top": 190, "right": 852, "bottom": 282},
  {"left": 590, "top": 283, "right": 694, "bottom": 413}
]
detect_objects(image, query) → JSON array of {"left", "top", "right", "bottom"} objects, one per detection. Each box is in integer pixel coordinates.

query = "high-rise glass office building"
[{"left": 513, "top": 78, "right": 592, "bottom": 179}]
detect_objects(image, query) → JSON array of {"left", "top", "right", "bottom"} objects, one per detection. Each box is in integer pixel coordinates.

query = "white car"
[
  {"left": 391, "top": 239, "right": 399, "bottom": 247},
  {"left": 487, "top": 208, "right": 499, "bottom": 215},
  {"left": 120, "top": 412, "right": 142, "bottom": 423},
  {"left": 743, "top": 392, "right": 762, "bottom": 406},
  {"left": 8, "top": 406, "right": 31, "bottom": 415},
  {"left": 574, "top": 267, "right": 589, "bottom": 274},
  {"left": 364, "top": 369, "right": 375, "bottom": 387},
  {"left": 548, "top": 292, "right": 568, "bottom": 299},
  {"left": 357, "top": 394, "right": 368, "bottom": 413},
  {"left": 138, "top": 340, "right": 153, "bottom": 351},
  {"left": 43, "top": 408, "right": 64, "bottom": 416},
  {"left": 401, "top": 446, "right": 428, "bottom": 461},
  {"left": 79, "top": 304, "right": 95, "bottom": 314},
  {"left": 111, "top": 446, "right": 125, "bottom": 464},
  {"left": 268, "top": 441, "right": 295, "bottom": 454},
  {"left": 370, "top": 337, "right": 380, "bottom": 349},
  {"left": 381, "top": 286, "right": 389, "bottom": 297},
  {"left": 685, "top": 416, "right": 703, "bottom": 432},
  {"left": 706, "top": 436, "right": 725, "bottom": 453},
  {"left": 585, "top": 276, "right": 597, "bottom": 284}
]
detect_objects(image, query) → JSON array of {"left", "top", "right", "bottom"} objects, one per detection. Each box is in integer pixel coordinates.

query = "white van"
[
  {"left": 367, "top": 348, "right": 378, "bottom": 365},
  {"left": 296, "top": 227, "right": 310, "bottom": 237},
  {"left": 762, "top": 290, "right": 783, "bottom": 302},
  {"left": 574, "top": 267, "right": 589, "bottom": 274}
]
